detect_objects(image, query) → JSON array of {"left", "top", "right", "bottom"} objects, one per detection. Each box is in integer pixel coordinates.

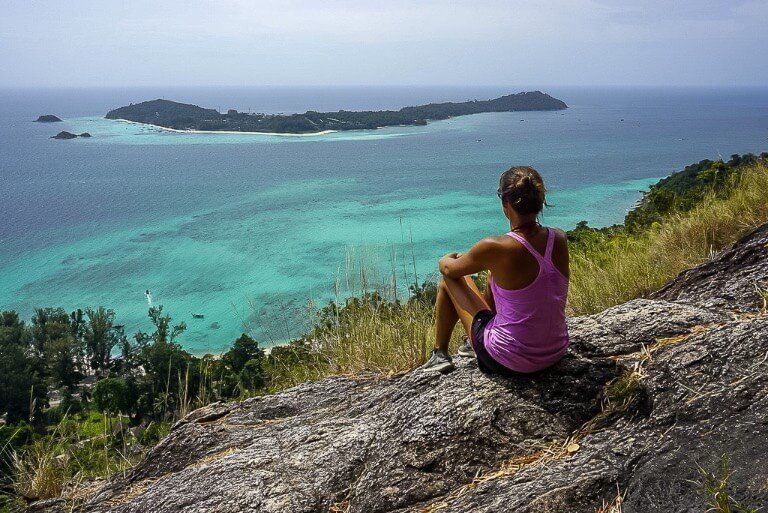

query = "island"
[
  {"left": 104, "top": 91, "right": 567, "bottom": 134},
  {"left": 35, "top": 114, "right": 62, "bottom": 122},
  {"left": 51, "top": 131, "right": 91, "bottom": 140}
]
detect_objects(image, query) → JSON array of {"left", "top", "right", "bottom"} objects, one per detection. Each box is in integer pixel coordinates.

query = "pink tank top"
[{"left": 483, "top": 227, "right": 570, "bottom": 373}]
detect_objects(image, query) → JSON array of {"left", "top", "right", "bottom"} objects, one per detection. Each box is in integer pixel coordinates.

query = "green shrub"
[
  {"left": 92, "top": 378, "right": 130, "bottom": 415},
  {"left": 137, "top": 421, "right": 170, "bottom": 447}
]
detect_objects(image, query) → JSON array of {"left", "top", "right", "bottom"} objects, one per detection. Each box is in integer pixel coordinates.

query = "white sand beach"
[{"left": 114, "top": 119, "right": 337, "bottom": 137}]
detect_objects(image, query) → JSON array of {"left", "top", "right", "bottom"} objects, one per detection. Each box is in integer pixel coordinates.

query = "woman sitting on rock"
[{"left": 421, "top": 166, "right": 570, "bottom": 374}]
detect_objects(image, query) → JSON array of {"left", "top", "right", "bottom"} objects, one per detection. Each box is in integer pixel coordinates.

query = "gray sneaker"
[
  {"left": 420, "top": 349, "right": 455, "bottom": 373},
  {"left": 457, "top": 336, "right": 475, "bottom": 358}
]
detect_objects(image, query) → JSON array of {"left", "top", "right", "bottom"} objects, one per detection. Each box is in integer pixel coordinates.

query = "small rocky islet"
[
  {"left": 51, "top": 131, "right": 91, "bottom": 140},
  {"left": 35, "top": 114, "right": 62, "bottom": 122}
]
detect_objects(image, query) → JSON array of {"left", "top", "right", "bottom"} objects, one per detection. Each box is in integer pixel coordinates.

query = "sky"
[{"left": 1, "top": 0, "right": 767, "bottom": 88}]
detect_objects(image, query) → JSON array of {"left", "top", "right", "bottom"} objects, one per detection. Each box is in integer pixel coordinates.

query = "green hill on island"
[{"left": 104, "top": 91, "right": 567, "bottom": 134}]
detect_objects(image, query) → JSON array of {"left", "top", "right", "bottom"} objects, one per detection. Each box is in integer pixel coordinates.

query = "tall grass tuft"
[
  {"left": 568, "top": 162, "right": 768, "bottom": 315},
  {"left": 314, "top": 295, "right": 436, "bottom": 375},
  {"left": 698, "top": 455, "right": 758, "bottom": 513},
  {"left": 10, "top": 433, "right": 66, "bottom": 501},
  {"left": 10, "top": 412, "right": 142, "bottom": 504},
  {"left": 264, "top": 287, "right": 454, "bottom": 390}
]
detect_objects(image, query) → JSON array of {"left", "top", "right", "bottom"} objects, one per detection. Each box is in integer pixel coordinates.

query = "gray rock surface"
[{"left": 58, "top": 226, "right": 768, "bottom": 513}]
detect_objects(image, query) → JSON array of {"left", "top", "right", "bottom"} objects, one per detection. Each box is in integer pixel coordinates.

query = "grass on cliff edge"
[
  {"left": 268, "top": 162, "right": 768, "bottom": 388},
  {"left": 568, "top": 161, "right": 768, "bottom": 315}
]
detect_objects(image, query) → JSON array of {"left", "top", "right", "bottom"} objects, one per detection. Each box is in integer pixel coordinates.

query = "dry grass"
[
  {"left": 596, "top": 485, "right": 625, "bottom": 513},
  {"left": 602, "top": 365, "right": 645, "bottom": 411},
  {"left": 756, "top": 281, "right": 768, "bottom": 314},
  {"left": 11, "top": 434, "right": 67, "bottom": 501},
  {"left": 315, "top": 300, "right": 436, "bottom": 374},
  {"left": 568, "top": 162, "right": 768, "bottom": 315},
  {"left": 10, "top": 413, "right": 141, "bottom": 506},
  {"left": 267, "top": 296, "right": 468, "bottom": 390}
]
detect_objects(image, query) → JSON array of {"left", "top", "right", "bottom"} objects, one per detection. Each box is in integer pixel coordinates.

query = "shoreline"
[{"left": 113, "top": 118, "right": 338, "bottom": 137}]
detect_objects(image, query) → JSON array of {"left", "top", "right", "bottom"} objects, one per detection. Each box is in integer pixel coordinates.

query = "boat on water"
[{"left": 192, "top": 313, "right": 205, "bottom": 319}]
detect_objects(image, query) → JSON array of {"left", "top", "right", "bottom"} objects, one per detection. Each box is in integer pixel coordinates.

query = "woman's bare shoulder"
[
  {"left": 483, "top": 234, "right": 518, "bottom": 247},
  {"left": 550, "top": 227, "right": 567, "bottom": 237},
  {"left": 471, "top": 235, "right": 513, "bottom": 252},
  {"left": 482, "top": 234, "right": 528, "bottom": 257},
  {"left": 551, "top": 228, "right": 569, "bottom": 246}
]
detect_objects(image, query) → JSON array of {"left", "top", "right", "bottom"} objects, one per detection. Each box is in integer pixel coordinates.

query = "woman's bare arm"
[{"left": 438, "top": 238, "right": 499, "bottom": 278}]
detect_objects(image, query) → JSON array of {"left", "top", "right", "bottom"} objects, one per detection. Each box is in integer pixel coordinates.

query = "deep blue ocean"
[{"left": 2, "top": 86, "right": 767, "bottom": 352}]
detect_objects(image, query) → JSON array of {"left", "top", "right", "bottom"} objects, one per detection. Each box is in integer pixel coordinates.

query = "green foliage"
[
  {"left": 217, "top": 334, "right": 267, "bottom": 394},
  {"left": 0, "top": 424, "right": 34, "bottom": 457},
  {"left": 43, "top": 335, "right": 84, "bottom": 389},
  {"left": 222, "top": 334, "right": 264, "bottom": 373},
  {"left": 1, "top": 151, "right": 766, "bottom": 507},
  {"left": 263, "top": 339, "right": 328, "bottom": 391},
  {"left": 134, "top": 306, "right": 187, "bottom": 346},
  {"left": 408, "top": 281, "right": 438, "bottom": 305},
  {"left": 568, "top": 158, "right": 768, "bottom": 314},
  {"left": 699, "top": 455, "right": 758, "bottom": 513},
  {"left": 44, "top": 387, "right": 85, "bottom": 426},
  {"left": 84, "top": 307, "right": 123, "bottom": 373},
  {"left": 624, "top": 153, "right": 762, "bottom": 231},
  {"left": 92, "top": 378, "right": 130, "bottom": 415},
  {"left": 0, "top": 311, "right": 46, "bottom": 425},
  {"left": 1, "top": 305, "right": 277, "bottom": 504},
  {"left": 30, "top": 307, "right": 72, "bottom": 353},
  {"left": 0, "top": 311, "right": 28, "bottom": 347},
  {"left": 137, "top": 421, "right": 170, "bottom": 447},
  {"left": 239, "top": 358, "right": 266, "bottom": 392},
  {"left": 0, "top": 422, "right": 34, "bottom": 486},
  {"left": 9, "top": 412, "right": 147, "bottom": 503},
  {"left": 0, "top": 494, "right": 25, "bottom": 513}
]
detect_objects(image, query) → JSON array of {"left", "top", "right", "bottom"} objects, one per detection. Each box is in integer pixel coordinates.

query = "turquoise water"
[{"left": 2, "top": 86, "right": 767, "bottom": 352}]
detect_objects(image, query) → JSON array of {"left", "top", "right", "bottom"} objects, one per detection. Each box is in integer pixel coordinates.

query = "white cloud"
[{"left": 0, "top": 0, "right": 765, "bottom": 86}]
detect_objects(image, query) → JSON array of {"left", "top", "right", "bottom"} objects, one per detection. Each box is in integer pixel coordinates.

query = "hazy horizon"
[
  {"left": 2, "top": 0, "right": 766, "bottom": 89},
  {"left": 4, "top": 84, "right": 768, "bottom": 90}
]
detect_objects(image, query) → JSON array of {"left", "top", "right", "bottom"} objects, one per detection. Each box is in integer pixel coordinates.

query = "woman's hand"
[
  {"left": 440, "top": 251, "right": 459, "bottom": 262},
  {"left": 438, "top": 252, "right": 460, "bottom": 274}
]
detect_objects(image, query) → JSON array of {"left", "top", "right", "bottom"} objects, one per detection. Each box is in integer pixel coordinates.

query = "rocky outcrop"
[
  {"left": 54, "top": 225, "right": 768, "bottom": 513},
  {"left": 35, "top": 114, "right": 62, "bottom": 122},
  {"left": 51, "top": 131, "right": 78, "bottom": 140},
  {"left": 51, "top": 131, "right": 91, "bottom": 140}
]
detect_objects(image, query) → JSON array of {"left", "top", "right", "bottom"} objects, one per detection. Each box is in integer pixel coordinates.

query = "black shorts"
[{"left": 470, "top": 309, "right": 520, "bottom": 378}]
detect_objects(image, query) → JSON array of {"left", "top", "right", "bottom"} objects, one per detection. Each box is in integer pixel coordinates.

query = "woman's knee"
[
  {"left": 438, "top": 276, "right": 462, "bottom": 299},
  {"left": 438, "top": 276, "right": 455, "bottom": 292},
  {"left": 440, "top": 275, "right": 464, "bottom": 287}
]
